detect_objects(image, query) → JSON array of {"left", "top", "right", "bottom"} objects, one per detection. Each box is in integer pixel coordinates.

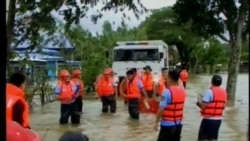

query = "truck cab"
[{"left": 111, "top": 40, "right": 169, "bottom": 84}]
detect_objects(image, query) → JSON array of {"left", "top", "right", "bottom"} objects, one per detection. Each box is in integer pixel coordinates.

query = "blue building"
[{"left": 10, "top": 34, "right": 81, "bottom": 80}]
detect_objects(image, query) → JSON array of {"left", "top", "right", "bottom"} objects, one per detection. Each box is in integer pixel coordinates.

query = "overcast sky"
[{"left": 52, "top": 0, "right": 176, "bottom": 34}]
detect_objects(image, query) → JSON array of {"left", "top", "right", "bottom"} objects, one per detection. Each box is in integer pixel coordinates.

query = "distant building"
[{"left": 9, "top": 33, "right": 81, "bottom": 80}]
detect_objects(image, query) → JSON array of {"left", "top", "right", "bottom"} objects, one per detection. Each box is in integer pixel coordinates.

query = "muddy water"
[{"left": 31, "top": 74, "right": 249, "bottom": 141}]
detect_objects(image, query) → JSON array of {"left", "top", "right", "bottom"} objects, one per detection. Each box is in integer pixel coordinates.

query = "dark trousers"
[
  {"left": 59, "top": 102, "right": 80, "bottom": 125},
  {"left": 198, "top": 119, "right": 222, "bottom": 140},
  {"left": 75, "top": 96, "right": 83, "bottom": 113},
  {"left": 128, "top": 99, "right": 139, "bottom": 119},
  {"left": 157, "top": 124, "right": 183, "bottom": 141},
  {"left": 101, "top": 95, "right": 116, "bottom": 113},
  {"left": 146, "top": 90, "right": 153, "bottom": 98}
]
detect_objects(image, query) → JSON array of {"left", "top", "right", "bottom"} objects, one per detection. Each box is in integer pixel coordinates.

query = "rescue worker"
[
  {"left": 7, "top": 120, "right": 41, "bottom": 141},
  {"left": 154, "top": 69, "right": 186, "bottom": 141},
  {"left": 180, "top": 67, "right": 188, "bottom": 88},
  {"left": 96, "top": 69, "right": 117, "bottom": 113},
  {"left": 120, "top": 68, "right": 138, "bottom": 105},
  {"left": 72, "top": 69, "right": 84, "bottom": 113},
  {"left": 54, "top": 70, "right": 80, "bottom": 125},
  {"left": 196, "top": 75, "right": 227, "bottom": 141},
  {"left": 141, "top": 65, "right": 154, "bottom": 98},
  {"left": 94, "top": 68, "right": 115, "bottom": 98},
  {"left": 153, "top": 67, "right": 168, "bottom": 97},
  {"left": 123, "top": 69, "right": 148, "bottom": 119},
  {"left": 6, "top": 72, "right": 30, "bottom": 129},
  {"left": 59, "top": 131, "right": 89, "bottom": 141}
]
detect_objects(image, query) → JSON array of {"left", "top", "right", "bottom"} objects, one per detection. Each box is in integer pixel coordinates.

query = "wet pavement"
[{"left": 30, "top": 74, "right": 249, "bottom": 141}]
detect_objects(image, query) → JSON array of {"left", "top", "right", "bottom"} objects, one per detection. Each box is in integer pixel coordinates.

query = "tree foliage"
[
  {"left": 173, "top": 0, "right": 249, "bottom": 100},
  {"left": 144, "top": 7, "right": 204, "bottom": 69},
  {"left": 173, "top": 0, "right": 249, "bottom": 40},
  {"left": 143, "top": 7, "right": 230, "bottom": 73},
  {"left": 201, "top": 39, "right": 228, "bottom": 73},
  {"left": 7, "top": 0, "right": 148, "bottom": 61},
  {"left": 66, "top": 21, "right": 147, "bottom": 89}
]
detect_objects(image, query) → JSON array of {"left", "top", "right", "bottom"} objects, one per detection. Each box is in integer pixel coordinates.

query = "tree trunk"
[
  {"left": 6, "top": 0, "right": 16, "bottom": 67},
  {"left": 226, "top": 21, "right": 244, "bottom": 101},
  {"left": 226, "top": 40, "right": 241, "bottom": 101}
]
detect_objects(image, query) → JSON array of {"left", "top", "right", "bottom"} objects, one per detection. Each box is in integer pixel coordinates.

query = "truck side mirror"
[{"left": 105, "top": 51, "right": 109, "bottom": 58}]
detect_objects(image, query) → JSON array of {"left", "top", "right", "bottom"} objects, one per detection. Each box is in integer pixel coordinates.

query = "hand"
[
  {"left": 197, "top": 96, "right": 202, "bottom": 101},
  {"left": 153, "top": 123, "right": 158, "bottom": 131}
]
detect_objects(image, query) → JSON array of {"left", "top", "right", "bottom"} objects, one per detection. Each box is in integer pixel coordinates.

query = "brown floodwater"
[{"left": 30, "top": 74, "right": 249, "bottom": 141}]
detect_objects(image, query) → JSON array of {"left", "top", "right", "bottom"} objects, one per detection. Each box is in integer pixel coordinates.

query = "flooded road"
[{"left": 31, "top": 74, "right": 249, "bottom": 141}]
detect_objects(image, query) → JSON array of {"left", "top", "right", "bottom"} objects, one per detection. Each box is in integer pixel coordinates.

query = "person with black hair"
[
  {"left": 196, "top": 75, "right": 227, "bottom": 141},
  {"left": 6, "top": 72, "right": 31, "bottom": 129},
  {"left": 154, "top": 69, "right": 186, "bottom": 141},
  {"left": 141, "top": 65, "right": 154, "bottom": 98},
  {"left": 124, "top": 69, "right": 148, "bottom": 119},
  {"left": 59, "top": 131, "right": 89, "bottom": 141}
]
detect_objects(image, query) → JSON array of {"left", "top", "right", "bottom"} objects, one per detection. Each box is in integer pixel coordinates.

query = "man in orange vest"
[
  {"left": 96, "top": 69, "right": 117, "bottom": 113},
  {"left": 123, "top": 69, "right": 148, "bottom": 119},
  {"left": 7, "top": 121, "right": 41, "bottom": 141},
  {"left": 6, "top": 72, "right": 30, "bottom": 129},
  {"left": 71, "top": 69, "right": 84, "bottom": 113},
  {"left": 154, "top": 69, "right": 186, "bottom": 141},
  {"left": 141, "top": 65, "right": 154, "bottom": 98},
  {"left": 54, "top": 70, "right": 80, "bottom": 125},
  {"left": 180, "top": 67, "right": 188, "bottom": 88},
  {"left": 196, "top": 75, "right": 227, "bottom": 141}
]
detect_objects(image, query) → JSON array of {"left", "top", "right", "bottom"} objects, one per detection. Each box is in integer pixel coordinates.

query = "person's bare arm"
[
  {"left": 153, "top": 83, "right": 159, "bottom": 98},
  {"left": 141, "top": 88, "right": 149, "bottom": 99}
]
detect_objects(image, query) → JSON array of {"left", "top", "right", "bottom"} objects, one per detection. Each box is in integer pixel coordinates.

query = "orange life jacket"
[
  {"left": 141, "top": 73, "right": 153, "bottom": 91},
  {"left": 180, "top": 70, "right": 188, "bottom": 82},
  {"left": 71, "top": 78, "right": 84, "bottom": 97},
  {"left": 7, "top": 121, "right": 41, "bottom": 141},
  {"left": 126, "top": 78, "right": 141, "bottom": 99},
  {"left": 97, "top": 77, "right": 115, "bottom": 96},
  {"left": 158, "top": 76, "right": 166, "bottom": 95},
  {"left": 56, "top": 81, "right": 75, "bottom": 104},
  {"left": 200, "top": 87, "right": 227, "bottom": 118},
  {"left": 6, "top": 84, "right": 30, "bottom": 128},
  {"left": 162, "top": 86, "right": 186, "bottom": 122}
]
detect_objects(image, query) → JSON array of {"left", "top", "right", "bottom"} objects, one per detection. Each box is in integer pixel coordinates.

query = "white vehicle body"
[{"left": 112, "top": 40, "right": 169, "bottom": 83}]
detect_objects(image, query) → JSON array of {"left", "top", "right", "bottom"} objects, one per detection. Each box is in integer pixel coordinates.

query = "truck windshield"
[{"left": 114, "top": 49, "right": 159, "bottom": 61}]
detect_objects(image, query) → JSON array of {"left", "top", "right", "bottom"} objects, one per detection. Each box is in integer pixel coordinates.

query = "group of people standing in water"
[{"left": 6, "top": 64, "right": 230, "bottom": 141}]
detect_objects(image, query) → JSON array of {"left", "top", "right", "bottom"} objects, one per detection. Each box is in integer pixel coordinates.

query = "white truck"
[{"left": 111, "top": 40, "right": 169, "bottom": 84}]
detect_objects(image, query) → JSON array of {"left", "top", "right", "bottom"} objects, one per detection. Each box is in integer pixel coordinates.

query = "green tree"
[
  {"left": 173, "top": 0, "right": 249, "bottom": 100},
  {"left": 144, "top": 7, "right": 203, "bottom": 70},
  {"left": 201, "top": 39, "right": 228, "bottom": 73},
  {"left": 66, "top": 21, "right": 147, "bottom": 90},
  {"left": 7, "top": 0, "right": 147, "bottom": 63}
]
